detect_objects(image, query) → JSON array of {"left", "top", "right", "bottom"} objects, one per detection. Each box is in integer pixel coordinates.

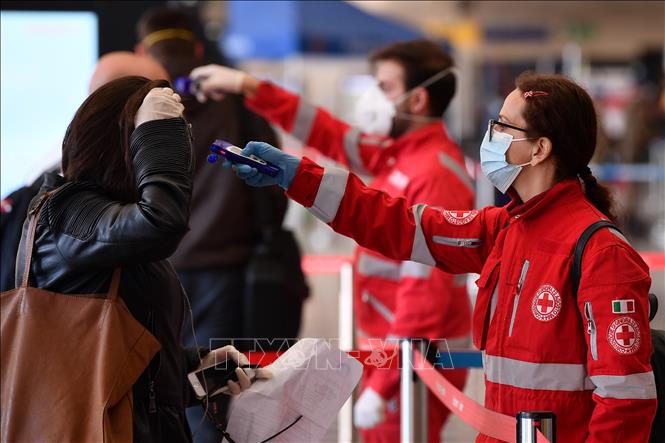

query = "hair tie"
[{"left": 523, "top": 90, "right": 549, "bottom": 99}]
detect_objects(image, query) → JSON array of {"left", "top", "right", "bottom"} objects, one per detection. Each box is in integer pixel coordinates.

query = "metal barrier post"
[
  {"left": 338, "top": 262, "right": 355, "bottom": 443},
  {"left": 400, "top": 339, "right": 415, "bottom": 442},
  {"left": 516, "top": 411, "right": 556, "bottom": 443},
  {"left": 414, "top": 339, "right": 429, "bottom": 443}
]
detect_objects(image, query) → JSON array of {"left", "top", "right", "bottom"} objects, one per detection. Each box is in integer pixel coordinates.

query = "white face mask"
[{"left": 353, "top": 68, "right": 456, "bottom": 136}]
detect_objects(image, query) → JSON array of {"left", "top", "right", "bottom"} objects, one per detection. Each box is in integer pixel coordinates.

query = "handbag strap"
[
  {"left": 107, "top": 268, "right": 122, "bottom": 302},
  {"left": 21, "top": 192, "right": 52, "bottom": 288},
  {"left": 20, "top": 190, "right": 122, "bottom": 301}
]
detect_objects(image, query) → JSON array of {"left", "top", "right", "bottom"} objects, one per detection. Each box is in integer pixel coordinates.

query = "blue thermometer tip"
[{"left": 207, "top": 154, "right": 219, "bottom": 164}]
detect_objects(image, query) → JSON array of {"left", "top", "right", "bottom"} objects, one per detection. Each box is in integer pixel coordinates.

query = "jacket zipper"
[
  {"left": 432, "top": 236, "right": 482, "bottom": 248},
  {"left": 584, "top": 301, "right": 598, "bottom": 360},
  {"left": 508, "top": 260, "right": 529, "bottom": 337},
  {"left": 147, "top": 310, "right": 160, "bottom": 414},
  {"left": 361, "top": 291, "right": 395, "bottom": 323}
]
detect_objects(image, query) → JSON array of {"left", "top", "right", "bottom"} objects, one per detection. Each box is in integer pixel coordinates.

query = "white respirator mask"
[{"left": 353, "top": 68, "right": 456, "bottom": 136}]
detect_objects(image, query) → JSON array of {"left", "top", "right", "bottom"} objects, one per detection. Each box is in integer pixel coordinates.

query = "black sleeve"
[{"left": 47, "top": 118, "right": 194, "bottom": 269}]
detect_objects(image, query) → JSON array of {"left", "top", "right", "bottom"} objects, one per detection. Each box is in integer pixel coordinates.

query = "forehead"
[
  {"left": 373, "top": 59, "right": 405, "bottom": 84},
  {"left": 499, "top": 88, "right": 527, "bottom": 125}
]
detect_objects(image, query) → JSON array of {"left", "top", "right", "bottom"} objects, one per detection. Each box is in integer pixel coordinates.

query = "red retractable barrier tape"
[{"left": 412, "top": 349, "right": 550, "bottom": 443}]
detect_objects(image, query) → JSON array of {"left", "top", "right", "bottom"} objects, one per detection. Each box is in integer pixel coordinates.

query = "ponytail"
[{"left": 578, "top": 166, "right": 617, "bottom": 223}]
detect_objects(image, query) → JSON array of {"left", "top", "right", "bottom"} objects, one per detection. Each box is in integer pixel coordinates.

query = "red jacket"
[
  {"left": 285, "top": 157, "right": 657, "bottom": 443},
  {"left": 246, "top": 82, "right": 472, "bottom": 399}
]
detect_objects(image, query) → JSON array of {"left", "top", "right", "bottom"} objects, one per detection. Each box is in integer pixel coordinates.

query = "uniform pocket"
[{"left": 584, "top": 301, "right": 598, "bottom": 360}]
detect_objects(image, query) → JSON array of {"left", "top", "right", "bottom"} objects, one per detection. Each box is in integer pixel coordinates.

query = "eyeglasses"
[{"left": 488, "top": 119, "right": 529, "bottom": 142}]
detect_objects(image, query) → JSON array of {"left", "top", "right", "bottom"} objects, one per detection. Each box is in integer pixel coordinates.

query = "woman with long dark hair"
[
  {"left": 217, "top": 73, "right": 657, "bottom": 442},
  {"left": 13, "top": 77, "right": 262, "bottom": 441}
]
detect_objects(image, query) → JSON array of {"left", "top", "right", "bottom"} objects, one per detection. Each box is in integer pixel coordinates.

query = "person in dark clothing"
[
  {"left": 14, "top": 77, "right": 266, "bottom": 442},
  {"left": 135, "top": 8, "right": 308, "bottom": 440}
]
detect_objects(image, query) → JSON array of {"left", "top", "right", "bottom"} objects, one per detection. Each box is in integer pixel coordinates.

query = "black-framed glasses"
[{"left": 488, "top": 119, "right": 529, "bottom": 141}]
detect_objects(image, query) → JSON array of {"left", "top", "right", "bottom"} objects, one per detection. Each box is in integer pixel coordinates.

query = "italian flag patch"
[{"left": 612, "top": 299, "right": 635, "bottom": 314}]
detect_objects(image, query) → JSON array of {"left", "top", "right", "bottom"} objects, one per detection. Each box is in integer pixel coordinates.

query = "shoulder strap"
[
  {"left": 20, "top": 189, "right": 122, "bottom": 300},
  {"left": 20, "top": 192, "right": 53, "bottom": 288},
  {"left": 572, "top": 220, "right": 620, "bottom": 299}
]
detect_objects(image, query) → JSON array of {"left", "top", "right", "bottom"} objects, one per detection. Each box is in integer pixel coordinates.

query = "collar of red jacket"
[
  {"left": 399, "top": 121, "right": 449, "bottom": 145},
  {"left": 505, "top": 178, "right": 584, "bottom": 221}
]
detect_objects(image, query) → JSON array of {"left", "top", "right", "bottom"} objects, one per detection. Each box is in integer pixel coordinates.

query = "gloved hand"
[
  {"left": 189, "top": 64, "right": 247, "bottom": 102},
  {"left": 226, "top": 141, "right": 301, "bottom": 189},
  {"left": 354, "top": 388, "right": 387, "bottom": 429},
  {"left": 199, "top": 345, "right": 272, "bottom": 396},
  {"left": 135, "top": 87, "right": 184, "bottom": 128}
]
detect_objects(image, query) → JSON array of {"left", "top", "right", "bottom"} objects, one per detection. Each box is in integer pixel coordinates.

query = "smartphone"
[
  {"left": 208, "top": 140, "right": 280, "bottom": 177},
  {"left": 188, "top": 360, "right": 260, "bottom": 399}
]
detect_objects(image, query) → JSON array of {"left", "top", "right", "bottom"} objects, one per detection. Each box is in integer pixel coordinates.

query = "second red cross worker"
[{"left": 191, "top": 40, "right": 472, "bottom": 442}]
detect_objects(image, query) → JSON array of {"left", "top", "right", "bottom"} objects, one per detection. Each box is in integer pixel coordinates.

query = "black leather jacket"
[{"left": 15, "top": 118, "right": 201, "bottom": 442}]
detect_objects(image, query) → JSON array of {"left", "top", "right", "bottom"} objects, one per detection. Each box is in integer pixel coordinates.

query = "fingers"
[
  {"left": 236, "top": 367, "right": 251, "bottom": 390},
  {"left": 190, "top": 64, "right": 217, "bottom": 80},
  {"left": 235, "top": 164, "right": 258, "bottom": 179},
  {"left": 226, "top": 380, "right": 241, "bottom": 395},
  {"left": 255, "top": 368, "right": 273, "bottom": 380}
]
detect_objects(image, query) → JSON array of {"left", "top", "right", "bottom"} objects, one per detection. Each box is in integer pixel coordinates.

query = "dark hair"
[
  {"left": 136, "top": 8, "right": 197, "bottom": 77},
  {"left": 61, "top": 76, "right": 170, "bottom": 202},
  {"left": 369, "top": 40, "right": 455, "bottom": 117},
  {"left": 515, "top": 72, "right": 616, "bottom": 221}
]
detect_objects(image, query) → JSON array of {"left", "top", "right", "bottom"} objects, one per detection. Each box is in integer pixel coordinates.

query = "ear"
[
  {"left": 134, "top": 43, "right": 146, "bottom": 55},
  {"left": 194, "top": 42, "right": 205, "bottom": 61},
  {"left": 530, "top": 136, "right": 553, "bottom": 166},
  {"left": 407, "top": 87, "right": 430, "bottom": 116}
]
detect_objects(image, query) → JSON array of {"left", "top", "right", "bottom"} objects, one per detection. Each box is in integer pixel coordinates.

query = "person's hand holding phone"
[{"left": 197, "top": 345, "right": 272, "bottom": 396}]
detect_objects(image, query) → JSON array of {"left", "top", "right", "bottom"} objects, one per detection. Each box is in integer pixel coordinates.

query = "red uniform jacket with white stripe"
[
  {"left": 285, "top": 157, "right": 657, "bottom": 443},
  {"left": 246, "top": 82, "right": 472, "bottom": 399}
]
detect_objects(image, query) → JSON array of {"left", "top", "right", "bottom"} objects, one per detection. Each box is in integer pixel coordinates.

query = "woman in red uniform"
[{"left": 220, "top": 73, "right": 657, "bottom": 442}]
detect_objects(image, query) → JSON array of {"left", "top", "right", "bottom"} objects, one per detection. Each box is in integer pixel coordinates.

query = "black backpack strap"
[{"left": 572, "top": 220, "right": 620, "bottom": 299}]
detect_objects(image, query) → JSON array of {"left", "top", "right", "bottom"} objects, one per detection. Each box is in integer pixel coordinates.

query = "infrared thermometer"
[
  {"left": 208, "top": 140, "right": 280, "bottom": 177},
  {"left": 174, "top": 76, "right": 196, "bottom": 96}
]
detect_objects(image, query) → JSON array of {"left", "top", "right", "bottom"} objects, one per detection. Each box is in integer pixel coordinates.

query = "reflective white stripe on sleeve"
[
  {"left": 590, "top": 372, "right": 657, "bottom": 400},
  {"left": 410, "top": 204, "right": 436, "bottom": 266},
  {"left": 343, "top": 127, "right": 367, "bottom": 174},
  {"left": 438, "top": 152, "right": 474, "bottom": 193},
  {"left": 483, "top": 354, "right": 595, "bottom": 391},
  {"left": 308, "top": 168, "right": 349, "bottom": 223},
  {"left": 357, "top": 253, "right": 401, "bottom": 280},
  {"left": 362, "top": 291, "right": 395, "bottom": 323},
  {"left": 400, "top": 261, "right": 433, "bottom": 279},
  {"left": 291, "top": 100, "right": 317, "bottom": 142}
]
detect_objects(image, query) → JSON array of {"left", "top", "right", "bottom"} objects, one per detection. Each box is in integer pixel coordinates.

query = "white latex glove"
[
  {"left": 189, "top": 64, "right": 247, "bottom": 103},
  {"left": 354, "top": 388, "right": 386, "bottom": 429},
  {"left": 199, "top": 345, "right": 272, "bottom": 396},
  {"left": 134, "top": 87, "right": 184, "bottom": 128}
]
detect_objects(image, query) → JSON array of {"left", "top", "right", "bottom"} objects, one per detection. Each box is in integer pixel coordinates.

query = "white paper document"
[{"left": 224, "top": 338, "right": 363, "bottom": 442}]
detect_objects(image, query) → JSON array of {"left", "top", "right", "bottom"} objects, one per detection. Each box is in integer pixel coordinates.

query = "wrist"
[{"left": 242, "top": 75, "right": 260, "bottom": 99}]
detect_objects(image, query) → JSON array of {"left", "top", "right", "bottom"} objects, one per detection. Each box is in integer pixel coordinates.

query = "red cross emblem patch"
[
  {"left": 531, "top": 284, "right": 562, "bottom": 321},
  {"left": 443, "top": 210, "right": 478, "bottom": 226},
  {"left": 607, "top": 316, "right": 641, "bottom": 355}
]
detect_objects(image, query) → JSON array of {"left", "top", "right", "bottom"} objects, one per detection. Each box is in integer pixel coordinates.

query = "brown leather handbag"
[{"left": 1, "top": 193, "right": 161, "bottom": 442}]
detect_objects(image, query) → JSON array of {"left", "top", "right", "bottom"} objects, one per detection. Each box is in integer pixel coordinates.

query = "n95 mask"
[{"left": 353, "top": 81, "right": 396, "bottom": 136}]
